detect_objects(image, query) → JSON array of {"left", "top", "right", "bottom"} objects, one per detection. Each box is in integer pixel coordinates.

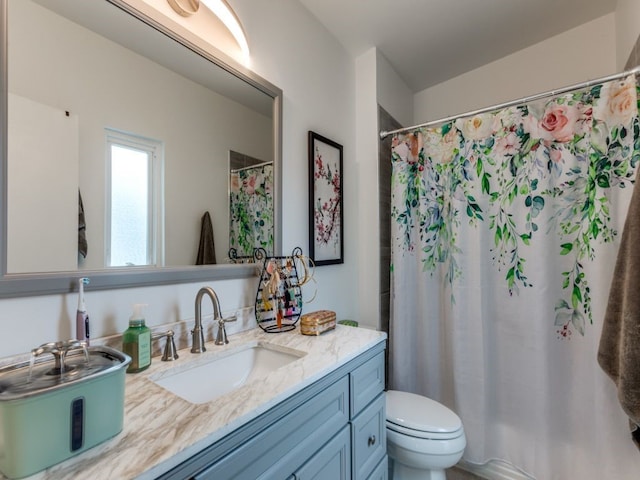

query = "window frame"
[{"left": 105, "top": 128, "right": 164, "bottom": 268}]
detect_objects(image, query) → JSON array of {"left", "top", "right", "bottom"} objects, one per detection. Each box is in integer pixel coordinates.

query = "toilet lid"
[{"left": 386, "top": 390, "right": 462, "bottom": 434}]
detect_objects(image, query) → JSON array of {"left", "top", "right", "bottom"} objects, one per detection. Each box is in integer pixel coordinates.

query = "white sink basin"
[{"left": 151, "top": 342, "right": 306, "bottom": 404}]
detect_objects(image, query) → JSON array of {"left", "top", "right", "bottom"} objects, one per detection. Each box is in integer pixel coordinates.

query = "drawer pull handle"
[{"left": 368, "top": 435, "right": 376, "bottom": 446}]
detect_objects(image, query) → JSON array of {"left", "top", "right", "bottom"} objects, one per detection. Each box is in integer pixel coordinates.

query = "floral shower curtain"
[
  {"left": 229, "top": 163, "right": 274, "bottom": 257},
  {"left": 390, "top": 75, "right": 640, "bottom": 479}
]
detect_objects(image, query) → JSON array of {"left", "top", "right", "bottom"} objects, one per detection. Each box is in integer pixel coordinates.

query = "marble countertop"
[{"left": 19, "top": 325, "right": 386, "bottom": 479}]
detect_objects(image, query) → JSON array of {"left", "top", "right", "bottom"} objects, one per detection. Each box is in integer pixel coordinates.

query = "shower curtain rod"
[
  {"left": 379, "top": 66, "right": 640, "bottom": 139},
  {"left": 230, "top": 160, "right": 273, "bottom": 173}
]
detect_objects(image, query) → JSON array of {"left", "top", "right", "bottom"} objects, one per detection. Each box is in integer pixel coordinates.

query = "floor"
[
  {"left": 448, "top": 466, "right": 485, "bottom": 479},
  {"left": 388, "top": 462, "right": 485, "bottom": 480}
]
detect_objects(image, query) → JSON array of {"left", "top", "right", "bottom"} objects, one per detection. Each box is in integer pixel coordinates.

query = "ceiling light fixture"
[
  {"left": 167, "top": 0, "right": 250, "bottom": 62},
  {"left": 167, "top": 0, "right": 200, "bottom": 17},
  {"left": 200, "top": 0, "right": 250, "bottom": 61}
]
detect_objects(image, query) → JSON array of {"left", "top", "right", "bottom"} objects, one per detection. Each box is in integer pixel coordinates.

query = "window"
[{"left": 106, "top": 129, "right": 163, "bottom": 267}]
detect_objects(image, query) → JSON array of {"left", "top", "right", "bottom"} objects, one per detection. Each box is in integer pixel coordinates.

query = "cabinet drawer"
[
  {"left": 293, "top": 425, "right": 351, "bottom": 480},
  {"left": 366, "top": 455, "right": 388, "bottom": 480},
  {"left": 195, "top": 376, "right": 349, "bottom": 480},
  {"left": 350, "top": 351, "right": 384, "bottom": 417},
  {"left": 351, "top": 393, "right": 386, "bottom": 480}
]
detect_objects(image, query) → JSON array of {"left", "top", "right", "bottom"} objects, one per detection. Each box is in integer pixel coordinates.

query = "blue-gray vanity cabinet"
[
  {"left": 156, "top": 342, "right": 386, "bottom": 480},
  {"left": 292, "top": 425, "right": 351, "bottom": 479},
  {"left": 350, "top": 350, "right": 385, "bottom": 417},
  {"left": 349, "top": 351, "right": 386, "bottom": 480},
  {"left": 193, "top": 376, "right": 348, "bottom": 479},
  {"left": 365, "top": 455, "right": 388, "bottom": 480},
  {"left": 351, "top": 393, "right": 386, "bottom": 479}
]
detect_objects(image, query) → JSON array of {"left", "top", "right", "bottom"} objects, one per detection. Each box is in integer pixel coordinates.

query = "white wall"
[
  {"left": 353, "top": 47, "right": 413, "bottom": 330},
  {"left": 414, "top": 14, "right": 617, "bottom": 123},
  {"left": 0, "top": 0, "right": 358, "bottom": 357},
  {"left": 354, "top": 48, "right": 379, "bottom": 329},
  {"left": 376, "top": 51, "right": 413, "bottom": 128},
  {"left": 615, "top": 0, "right": 640, "bottom": 69}
]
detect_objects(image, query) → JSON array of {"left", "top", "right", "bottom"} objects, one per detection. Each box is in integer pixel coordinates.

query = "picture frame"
[{"left": 308, "top": 131, "right": 344, "bottom": 266}]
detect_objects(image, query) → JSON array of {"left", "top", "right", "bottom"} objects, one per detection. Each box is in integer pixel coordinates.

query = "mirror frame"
[{"left": 0, "top": 0, "right": 283, "bottom": 298}]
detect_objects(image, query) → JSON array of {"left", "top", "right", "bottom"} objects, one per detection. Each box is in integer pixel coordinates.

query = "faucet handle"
[
  {"left": 152, "top": 330, "right": 179, "bottom": 361},
  {"left": 214, "top": 315, "right": 237, "bottom": 345},
  {"left": 222, "top": 314, "right": 237, "bottom": 323}
]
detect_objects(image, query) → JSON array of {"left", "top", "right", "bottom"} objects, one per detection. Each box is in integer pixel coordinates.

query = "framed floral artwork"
[{"left": 308, "top": 131, "right": 344, "bottom": 266}]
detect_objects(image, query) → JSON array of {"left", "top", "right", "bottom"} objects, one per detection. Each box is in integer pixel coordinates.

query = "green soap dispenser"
[{"left": 122, "top": 304, "right": 151, "bottom": 373}]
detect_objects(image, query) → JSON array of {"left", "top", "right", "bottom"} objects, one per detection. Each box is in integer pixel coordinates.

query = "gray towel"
[
  {"left": 598, "top": 168, "right": 640, "bottom": 450},
  {"left": 196, "top": 211, "right": 216, "bottom": 265}
]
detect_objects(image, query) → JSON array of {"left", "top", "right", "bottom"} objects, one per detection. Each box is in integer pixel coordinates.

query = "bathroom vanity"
[{"left": 8, "top": 325, "right": 386, "bottom": 479}]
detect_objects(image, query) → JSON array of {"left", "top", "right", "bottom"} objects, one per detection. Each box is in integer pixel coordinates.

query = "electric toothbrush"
[{"left": 76, "top": 277, "right": 91, "bottom": 345}]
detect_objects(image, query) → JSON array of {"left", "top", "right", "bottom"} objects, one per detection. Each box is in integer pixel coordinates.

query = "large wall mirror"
[{"left": 0, "top": 0, "right": 282, "bottom": 297}]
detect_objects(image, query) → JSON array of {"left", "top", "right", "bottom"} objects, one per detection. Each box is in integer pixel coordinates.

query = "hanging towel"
[
  {"left": 196, "top": 211, "right": 216, "bottom": 265},
  {"left": 598, "top": 168, "right": 640, "bottom": 450},
  {"left": 78, "top": 190, "right": 88, "bottom": 259}
]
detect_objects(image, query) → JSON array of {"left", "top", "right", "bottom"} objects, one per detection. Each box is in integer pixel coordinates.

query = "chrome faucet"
[{"left": 191, "top": 286, "right": 237, "bottom": 353}]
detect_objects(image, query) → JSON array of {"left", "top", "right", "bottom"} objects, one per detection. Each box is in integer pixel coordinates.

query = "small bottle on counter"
[{"left": 122, "top": 304, "right": 151, "bottom": 373}]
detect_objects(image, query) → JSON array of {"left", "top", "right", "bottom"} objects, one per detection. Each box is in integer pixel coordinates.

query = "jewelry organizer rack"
[
  {"left": 254, "top": 247, "right": 308, "bottom": 333},
  {"left": 228, "top": 247, "right": 260, "bottom": 264}
]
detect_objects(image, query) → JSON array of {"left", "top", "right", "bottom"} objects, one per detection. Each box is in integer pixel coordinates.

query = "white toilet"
[{"left": 386, "top": 390, "right": 466, "bottom": 480}]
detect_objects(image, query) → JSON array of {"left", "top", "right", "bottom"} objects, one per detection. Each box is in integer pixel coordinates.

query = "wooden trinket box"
[{"left": 300, "top": 310, "right": 336, "bottom": 336}]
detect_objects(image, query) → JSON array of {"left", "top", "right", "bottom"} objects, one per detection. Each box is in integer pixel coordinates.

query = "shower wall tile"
[{"left": 378, "top": 105, "right": 400, "bottom": 390}]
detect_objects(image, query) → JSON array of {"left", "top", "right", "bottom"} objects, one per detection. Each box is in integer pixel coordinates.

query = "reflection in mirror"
[
  {"left": 228, "top": 151, "right": 273, "bottom": 262},
  {"left": 0, "top": 0, "right": 282, "bottom": 296},
  {"left": 105, "top": 128, "right": 163, "bottom": 268}
]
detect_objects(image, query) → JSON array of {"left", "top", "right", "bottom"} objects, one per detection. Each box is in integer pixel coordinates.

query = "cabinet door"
[
  {"left": 351, "top": 393, "right": 386, "bottom": 480},
  {"left": 294, "top": 426, "right": 351, "bottom": 480},
  {"left": 193, "top": 377, "right": 349, "bottom": 480}
]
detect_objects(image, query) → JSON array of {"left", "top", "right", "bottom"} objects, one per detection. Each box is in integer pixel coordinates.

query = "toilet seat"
[
  {"left": 387, "top": 420, "right": 464, "bottom": 441},
  {"left": 386, "top": 390, "right": 463, "bottom": 440}
]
